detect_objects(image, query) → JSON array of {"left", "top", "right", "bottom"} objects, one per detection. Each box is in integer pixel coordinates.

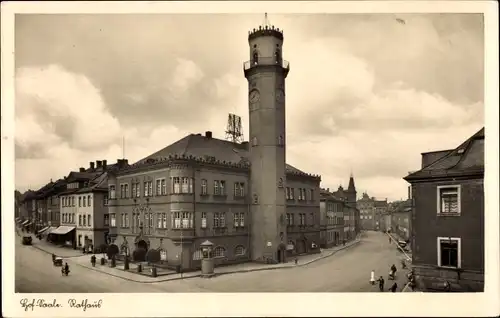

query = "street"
[{"left": 16, "top": 231, "right": 409, "bottom": 292}]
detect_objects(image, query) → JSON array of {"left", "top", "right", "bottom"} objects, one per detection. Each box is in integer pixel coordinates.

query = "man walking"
[
  {"left": 378, "top": 276, "right": 385, "bottom": 292},
  {"left": 389, "top": 282, "right": 398, "bottom": 292}
]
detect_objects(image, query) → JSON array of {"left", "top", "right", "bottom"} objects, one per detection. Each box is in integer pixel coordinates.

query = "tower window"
[
  {"left": 253, "top": 51, "right": 259, "bottom": 65},
  {"left": 275, "top": 49, "right": 281, "bottom": 64}
]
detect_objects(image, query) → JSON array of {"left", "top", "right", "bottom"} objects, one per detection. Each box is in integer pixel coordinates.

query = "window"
[
  {"left": 214, "top": 212, "right": 226, "bottom": 228},
  {"left": 181, "top": 177, "right": 190, "bottom": 193},
  {"left": 143, "top": 181, "right": 153, "bottom": 197},
  {"left": 157, "top": 213, "right": 163, "bottom": 228},
  {"left": 172, "top": 212, "right": 181, "bottom": 229},
  {"left": 156, "top": 179, "right": 161, "bottom": 195},
  {"left": 239, "top": 213, "right": 245, "bottom": 227},
  {"left": 88, "top": 195, "right": 92, "bottom": 207},
  {"left": 214, "top": 246, "right": 226, "bottom": 258},
  {"left": 110, "top": 213, "right": 116, "bottom": 227},
  {"left": 252, "top": 51, "right": 259, "bottom": 65},
  {"left": 104, "top": 215, "right": 109, "bottom": 226},
  {"left": 234, "top": 213, "right": 240, "bottom": 227},
  {"left": 162, "top": 213, "right": 167, "bottom": 228},
  {"left": 437, "top": 237, "right": 461, "bottom": 268},
  {"left": 286, "top": 187, "right": 295, "bottom": 200},
  {"left": 88, "top": 215, "right": 91, "bottom": 227},
  {"left": 120, "top": 184, "right": 126, "bottom": 198},
  {"left": 72, "top": 197, "right": 75, "bottom": 206},
  {"left": 234, "top": 182, "right": 245, "bottom": 197},
  {"left": 72, "top": 213, "right": 75, "bottom": 223},
  {"left": 104, "top": 195, "right": 109, "bottom": 206},
  {"left": 201, "top": 179, "right": 208, "bottom": 195},
  {"left": 437, "top": 186, "right": 460, "bottom": 215},
  {"left": 299, "top": 213, "right": 305, "bottom": 226},
  {"left": 109, "top": 185, "right": 116, "bottom": 199},
  {"left": 214, "top": 180, "right": 226, "bottom": 195},
  {"left": 149, "top": 212, "right": 153, "bottom": 228},
  {"left": 310, "top": 189, "right": 314, "bottom": 201},
  {"left": 132, "top": 182, "right": 137, "bottom": 198},
  {"left": 82, "top": 215, "right": 86, "bottom": 226},
  {"left": 193, "top": 249, "right": 203, "bottom": 260},
  {"left": 121, "top": 213, "right": 126, "bottom": 227},
  {"left": 172, "top": 177, "right": 181, "bottom": 194},
  {"left": 79, "top": 215, "right": 82, "bottom": 226},
  {"left": 235, "top": 245, "right": 246, "bottom": 256},
  {"left": 83, "top": 196, "right": 86, "bottom": 207},
  {"left": 201, "top": 212, "right": 207, "bottom": 228},
  {"left": 286, "top": 213, "right": 294, "bottom": 226},
  {"left": 79, "top": 197, "right": 82, "bottom": 207},
  {"left": 181, "top": 212, "right": 192, "bottom": 228}
]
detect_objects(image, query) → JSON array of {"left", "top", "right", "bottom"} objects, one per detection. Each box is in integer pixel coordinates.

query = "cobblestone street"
[{"left": 16, "top": 231, "right": 410, "bottom": 292}]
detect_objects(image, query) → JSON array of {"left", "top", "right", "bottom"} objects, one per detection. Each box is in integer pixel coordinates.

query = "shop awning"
[
  {"left": 51, "top": 226, "right": 76, "bottom": 235},
  {"left": 22, "top": 220, "right": 30, "bottom": 225}
]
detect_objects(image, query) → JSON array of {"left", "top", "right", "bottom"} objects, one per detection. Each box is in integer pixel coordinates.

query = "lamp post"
[{"left": 180, "top": 229, "right": 184, "bottom": 278}]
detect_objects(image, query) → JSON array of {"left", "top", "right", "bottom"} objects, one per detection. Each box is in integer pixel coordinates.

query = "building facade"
[
  {"left": 357, "top": 193, "right": 387, "bottom": 231},
  {"left": 404, "top": 127, "right": 484, "bottom": 292},
  {"left": 319, "top": 189, "right": 346, "bottom": 248},
  {"left": 390, "top": 199, "right": 411, "bottom": 241}
]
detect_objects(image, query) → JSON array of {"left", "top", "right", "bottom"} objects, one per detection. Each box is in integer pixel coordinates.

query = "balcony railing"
[{"left": 243, "top": 57, "right": 290, "bottom": 71}]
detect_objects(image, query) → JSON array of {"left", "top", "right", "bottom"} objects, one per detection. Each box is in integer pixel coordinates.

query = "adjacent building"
[
  {"left": 390, "top": 199, "right": 411, "bottom": 242},
  {"left": 319, "top": 188, "right": 348, "bottom": 248},
  {"left": 357, "top": 193, "right": 387, "bottom": 231},
  {"left": 404, "top": 127, "right": 484, "bottom": 292}
]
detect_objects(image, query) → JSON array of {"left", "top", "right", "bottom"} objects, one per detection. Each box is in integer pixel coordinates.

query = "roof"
[
  {"left": 405, "top": 127, "right": 484, "bottom": 181},
  {"left": 320, "top": 189, "right": 345, "bottom": 203},
  {"left": 374, "top": 200, "right": 388, "bottom": 208},
  {"left": 391, "top": 199, "right": 412, "bottom": 214},
  {"left": 137, "top": 133, "right": 313, "bottom": 177}
]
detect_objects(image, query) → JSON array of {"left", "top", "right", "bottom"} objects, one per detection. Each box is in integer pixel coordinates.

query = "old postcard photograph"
[{"left": 2, "top": 1, "right": 499, "bottom": 317}]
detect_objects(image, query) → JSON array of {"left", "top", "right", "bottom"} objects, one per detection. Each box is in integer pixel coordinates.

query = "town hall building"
[{"left": 108, "top": 20, "right": 322, "bottom": 271}]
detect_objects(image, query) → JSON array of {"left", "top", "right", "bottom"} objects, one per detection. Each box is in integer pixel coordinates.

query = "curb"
[{"left": 387, "top": 233, "right": 411, "bottom": 261}]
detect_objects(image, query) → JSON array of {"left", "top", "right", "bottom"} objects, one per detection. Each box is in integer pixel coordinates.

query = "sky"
[{"left": 14, "top": 13, "right": 484, "bottom": 201}]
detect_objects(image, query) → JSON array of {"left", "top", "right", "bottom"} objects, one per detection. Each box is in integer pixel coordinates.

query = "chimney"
[
  {"left": 205, "top": 131, "right": 212, "bottom": 138},
  {"left": 103, "top": 160, "right": 107, "bottom": 170},
  {"left": 79, "top": 167, "right": 85, "bottom": 172},
  {"left": 327, "top": 188, "right": 330, "bottom": 192},
  {"left": 90, "top": 162, "right": 95, "bottom": 170},
  {"left": 117, "top": 159, "right": 128, "bottom": 169},
  {"left": 96, "top": 160, "right": 102, "bottom": 168}
]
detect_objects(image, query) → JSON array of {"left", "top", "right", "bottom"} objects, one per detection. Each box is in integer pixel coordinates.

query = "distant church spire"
[{"left": 348, "top": 172, "right": 356, "bottom": 191}]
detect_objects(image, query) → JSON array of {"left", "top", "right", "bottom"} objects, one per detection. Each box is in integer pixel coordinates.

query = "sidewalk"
[
  {"left": 16, "top": 226, "right": 83, "bottom": 258},
  {"left": 69, "top": 237, "right": 362, "bottom": 283}
]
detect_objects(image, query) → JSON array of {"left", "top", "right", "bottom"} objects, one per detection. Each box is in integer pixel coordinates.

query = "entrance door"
[{"left": 296, "top": 240, "right": 306, "bottom": 254}]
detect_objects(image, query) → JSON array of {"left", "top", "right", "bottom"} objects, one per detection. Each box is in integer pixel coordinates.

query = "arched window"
[
  {"left": 252, "top": 136, "right": 258, "bottom": 147},
  {"left": 235, "top": 245, "right": 246, "bottom": 256},
  {"left": 252, "top": 51, "right": 259, "bottom": 65},
  {"left": 192, "top": 249, "right": 203, "bottom": 260},
  {"left": 275, "top": 49, "right": 281, "bottom": 64},
  {"left": 214, "top": 246, "right": 226, "bottom": 258}
]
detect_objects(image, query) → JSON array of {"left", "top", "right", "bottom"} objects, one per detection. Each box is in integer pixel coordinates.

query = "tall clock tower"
[{"left": 244, "top": 16, "right": 289, "bottom": 263}]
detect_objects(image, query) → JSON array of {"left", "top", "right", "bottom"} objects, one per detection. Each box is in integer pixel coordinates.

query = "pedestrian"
[
  {"left": 389, "top": 237, "right": 391, "bottom": 243},
  {"left": 378, "top": 276, "right": 385, "bottom": 292},
  {"left": 370, "top": 270, "right": 375, "bottom": 285},
  {"left": 389, "top": 282, "right": 398, "bottom": 292},
  {"left": 294, "top": 258, "right": 298, "bottom": 265}
]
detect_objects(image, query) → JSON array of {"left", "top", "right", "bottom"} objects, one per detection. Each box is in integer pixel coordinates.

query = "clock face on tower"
[
  {"left": 276, "top": 89, "right": 285, "bottom": 103},
  {"left": 249, "top": 90, "right": 260, "bottom": 103}
]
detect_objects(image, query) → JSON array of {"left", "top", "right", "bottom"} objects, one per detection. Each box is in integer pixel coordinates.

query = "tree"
[
  {"left": 107, "top": 244, "right": 119, "bottom": 259},
  {"left": 100, "top": 243, "right": 108, "bottom": 258},
  {"left": 146, "top": 249, "right": 161, "bottom": 264}
]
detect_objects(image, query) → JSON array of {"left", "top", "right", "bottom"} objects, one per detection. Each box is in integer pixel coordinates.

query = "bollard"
[
  {"left": 137, "top": 263, "right": 142, "bottom": 273},
  {"left": 124, "top": 257, "right": 130, "bottom": 270},
  {"left": 151, "top": 266, "right": 157, "bottom": 277}
]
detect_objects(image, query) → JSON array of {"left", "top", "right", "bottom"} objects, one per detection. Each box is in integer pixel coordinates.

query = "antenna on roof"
[
  {"left": 225, "top": 113, "right": 244, "bottom": 144},
  {"left": 122, "top": 136, "right": 125, "bottom": 159}
]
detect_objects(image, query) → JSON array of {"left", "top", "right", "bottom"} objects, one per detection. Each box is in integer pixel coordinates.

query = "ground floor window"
[
  {"left": 214, "top": 246, "right": 226, "bottom": 258},
  {"left": 193, "top": 249, "right": 203, "bottom": 260},
  {"left": 235, "top": 245, "right": 246, "bottom": 256},
  {"left": 438, "top": 237, "right": 460, "bottom": 268}
]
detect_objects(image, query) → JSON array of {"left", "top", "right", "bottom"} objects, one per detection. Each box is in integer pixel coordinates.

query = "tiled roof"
[
  {"left": 138, "top": 134, "right": 309, "bottom": 176},
  {"left": 405, "top": 127, "right": 484, "bottom": 180}
]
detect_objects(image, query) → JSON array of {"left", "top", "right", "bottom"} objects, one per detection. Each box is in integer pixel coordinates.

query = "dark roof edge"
[
  {"left": 420, "top": 149, "right": 454, "bottom": 155},
  {"left": 404, "top": 169, "right": 484, "bottom": 182}
]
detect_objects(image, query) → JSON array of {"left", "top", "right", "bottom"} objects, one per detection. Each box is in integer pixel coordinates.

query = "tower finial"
[{"left": 264, "top": 12, "right": 270, "bottom": 27}]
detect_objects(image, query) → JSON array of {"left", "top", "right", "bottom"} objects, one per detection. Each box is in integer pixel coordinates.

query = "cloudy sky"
[{"left": 14, "top": 13, "right": 484, "bottom": 201}]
